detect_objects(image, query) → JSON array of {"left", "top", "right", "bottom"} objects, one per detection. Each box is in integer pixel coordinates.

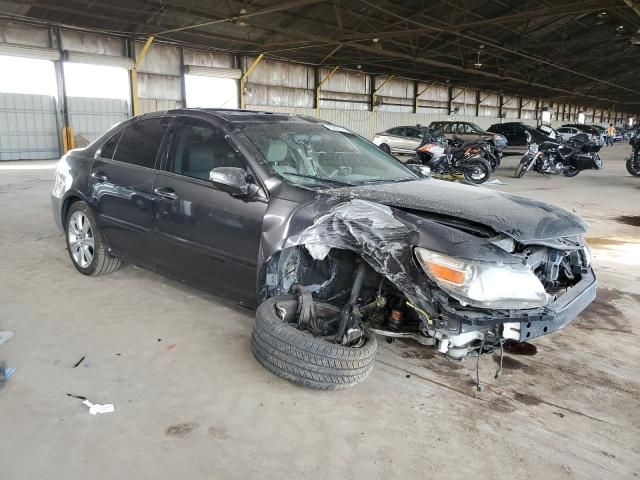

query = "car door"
[
  {"left": 459, "top": 123, "right": 475, "bottom": 142},
  {"left": 386, "top": 127, "right": 406, "bottom": 152},
  {"left": 152, "top": 116, "right": 268, "bottom": 306},
  {"left": 398, "top": 127, "right": 423, "bottom": 152},
  {"left": 89, "top": 116, "right": 173, "bottom": 263}
]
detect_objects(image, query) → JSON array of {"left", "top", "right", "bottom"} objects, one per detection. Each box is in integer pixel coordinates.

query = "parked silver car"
[
  {"left": 556, "top": 126, "right": 588, "bottom": 142},
  {"left": 372, "top": 125, "right": 425, "bottom": 155},
  {"left": 428, "top": 121, "right": 507, "bottom": 149}
]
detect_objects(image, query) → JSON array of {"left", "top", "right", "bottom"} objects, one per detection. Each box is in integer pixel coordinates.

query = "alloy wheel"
[{"left": 67, "top": 211, "right": 95, "bottom": 268}]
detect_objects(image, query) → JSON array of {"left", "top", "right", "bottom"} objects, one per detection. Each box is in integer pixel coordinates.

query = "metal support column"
[
  {"left": 131, "top": 35, "right": 155, "bottom": 116},
  {"left": 316, "top": 65, "right": 339, "bottom": 116},
  {"left": 240, "top": 53, "right": 264, "bottom": 109}
]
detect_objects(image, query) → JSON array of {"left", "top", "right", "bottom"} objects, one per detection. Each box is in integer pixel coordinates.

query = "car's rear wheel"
[
  {"left": 251, "top": 295, "right": 377, "bottom": 390},
  {"left": 379, "top": 144, "right": 391, "bottom": 155},
  {"left": 65, "top": 201, "right": 121, "bottom": 276}
]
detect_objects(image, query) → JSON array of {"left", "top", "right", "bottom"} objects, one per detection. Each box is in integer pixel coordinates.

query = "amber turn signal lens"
[{"left": 425, "top": 261, "right": 467, "bottom": 285}]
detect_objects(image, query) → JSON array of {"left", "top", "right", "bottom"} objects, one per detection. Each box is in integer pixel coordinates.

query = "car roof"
[{"left": 138, "top": 108, "right": 326, "bottom": 130}]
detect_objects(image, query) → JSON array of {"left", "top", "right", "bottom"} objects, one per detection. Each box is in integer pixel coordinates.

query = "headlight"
[
  {"left": 415, "top": 247, "right": 549, "bottom": 309},
  {"left": 528, "top": 143, "right": 539, "bottom": 153}
]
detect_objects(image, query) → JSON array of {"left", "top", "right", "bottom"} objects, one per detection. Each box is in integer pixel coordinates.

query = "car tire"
[
  {"left": 379, "top": 144, "right": 391, "bottom": 155},
  {"left": 65, "top": 200, "right": 121, "bottom": 276},
  {"left": 251, "top": 295, "right": 378, "bottom": 390}
]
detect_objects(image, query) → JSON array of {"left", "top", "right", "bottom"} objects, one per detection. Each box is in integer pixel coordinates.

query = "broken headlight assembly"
[{"left": 414, "top": 247, "right": 549, "bottom": 309}]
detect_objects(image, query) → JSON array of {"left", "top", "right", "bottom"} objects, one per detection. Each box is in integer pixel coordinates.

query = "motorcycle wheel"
[
  {"left": 487, "top": 154, "right": 499, "bottom": 172},
  {"left": 562, "top": 166, "right": 581, "bottom": 177},
  {"left": 462, "top": 158, "right": 491, "bottom": 184},
  {"left": 515, "top": 155, "right": 534, "bottom": 178},
  {"left": 626, "top": 157, "right": 640, "bottom": 176},
  {"left": 594, "top": 154, "right": 603, "bottom": 169}
]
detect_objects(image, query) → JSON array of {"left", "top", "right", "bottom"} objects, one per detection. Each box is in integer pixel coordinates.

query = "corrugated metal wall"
[
  {"left": 0, "top": 93, "right": 59, "bottom": 160},
  {"left": 246, "top": 104, "right": 542, "bottom": 140},
  {"left": 0, "top": 20, "right": 629, "bottom": 160},
  {"left": 68, "top": 97, "right": 129, "bottom": 145}
]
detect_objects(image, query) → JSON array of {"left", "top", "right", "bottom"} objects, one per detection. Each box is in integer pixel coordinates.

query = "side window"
[
  {"left": 113, "top": 117, "right": 171, "bottom": 169},
  {"left": 167, "top": 119, "right": 244, "bottom": 181},
  {"left": 98, "top": 132, "right": 121, "bottom": 159},
  {"left": 407, "top": 128, "right": 422, "bottom": 138}
]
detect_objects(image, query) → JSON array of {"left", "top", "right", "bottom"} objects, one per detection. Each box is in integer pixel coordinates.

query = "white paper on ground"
[{"left": 82, "top": 399, "right": 115, "bottom": 415}]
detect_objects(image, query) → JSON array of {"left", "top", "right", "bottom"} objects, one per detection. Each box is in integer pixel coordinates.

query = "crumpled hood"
[{"left": 327, "top": 179, "right": 586, "bottom": 243}]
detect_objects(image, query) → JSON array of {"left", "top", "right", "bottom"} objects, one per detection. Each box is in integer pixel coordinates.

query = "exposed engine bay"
[{"left": 259, "top": 196, "right": 595, "bottom": 382}]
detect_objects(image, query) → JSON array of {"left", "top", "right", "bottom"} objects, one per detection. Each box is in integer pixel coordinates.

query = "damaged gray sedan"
[{"left": 51, "top": 109, "right": 596, "bottom": 390}]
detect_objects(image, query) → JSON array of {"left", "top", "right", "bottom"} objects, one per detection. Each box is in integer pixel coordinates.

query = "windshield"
[{"left": 241, "top": 121, "right": 418, "bottom": 187}]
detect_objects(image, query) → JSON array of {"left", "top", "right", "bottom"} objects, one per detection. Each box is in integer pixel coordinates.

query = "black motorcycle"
[
  {"left": 412, "top": 132, "right": 492, "bottom": 184},
  {"left": 448, "top": 136, "right": 501, "bottom": 171},
  {"left": 626, "top": 132, "right": 640, "bottom": 176},
  {"left": 515, "top": 133, "right": 603, "bottom": 178}
]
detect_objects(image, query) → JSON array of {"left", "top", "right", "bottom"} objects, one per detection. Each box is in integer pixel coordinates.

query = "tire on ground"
[
  {"left": 65, "top": 200, "right": 121, "bottom": 276},
  {"left": 251, "top": 295, "right": 378, "bottom": 390}
]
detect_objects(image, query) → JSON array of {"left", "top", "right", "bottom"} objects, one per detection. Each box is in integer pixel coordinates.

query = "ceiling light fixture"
[{"left": 474, "top": 51, "right": 483, "bottom": 69}]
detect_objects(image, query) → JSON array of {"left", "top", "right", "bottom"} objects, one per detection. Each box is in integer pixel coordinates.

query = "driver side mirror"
[{"left": 209, "top": 167, "right": 249, "bottom": 196}]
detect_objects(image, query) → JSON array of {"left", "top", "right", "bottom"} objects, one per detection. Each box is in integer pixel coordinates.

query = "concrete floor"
[{"left": 0, "top": 144, "right": 639, "bottom": 479}]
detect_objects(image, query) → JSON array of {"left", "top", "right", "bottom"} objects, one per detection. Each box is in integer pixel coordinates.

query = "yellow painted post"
[
  {"left": 316, "top": 65, "right": 339, "bottom": 117},
  {"left": 240, "top": 53, "right": 265, "bottom": 109},
  {"left": 62, "top": 127, "right": 75, "bottom": 152},
  {"left": 131, "top": 36, "right": 155, "bottom": 116}
]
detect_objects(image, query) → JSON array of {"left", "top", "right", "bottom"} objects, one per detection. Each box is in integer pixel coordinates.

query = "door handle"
[
  {"left": 92, "top": 172, "right": 108, "bottom": 182},
  {"left": 154, "top": 187, "right": 178, "bottom": 200}
]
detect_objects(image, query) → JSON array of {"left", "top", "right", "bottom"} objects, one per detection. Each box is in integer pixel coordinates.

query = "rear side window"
[
  {"left": 113, "top": 117, "right": 171, "bottom": 169},
  {"left": 99, "top": 132, "right": 121, "bottom": 159}
]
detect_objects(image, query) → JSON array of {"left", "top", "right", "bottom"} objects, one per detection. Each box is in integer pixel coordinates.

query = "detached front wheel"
[{"left": 251, "top": 296, "right": 377, "bottom": 390}]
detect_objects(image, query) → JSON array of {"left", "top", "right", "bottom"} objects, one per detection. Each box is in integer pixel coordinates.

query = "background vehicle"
[
  {"left": 372, "top": 125, "right": 425, "bottom": 155},
  {"left": 427, "top": 121, "right": 507, "bottom": 149},
  {"left": 562, "top": 124, "right": 604, "bottom": 145},
  {"left": 515, "top": 133, "right": 603, "bottom": 178},
  {"left": 448, "top": 135, "right": 502, "bottom": 171},
  {"left": 556, "top": 126, "right": 588, "bottom": 142},
  {"left": 487, "top": 122, "right": 554, "bottom": 154},
  {"left": 412, "top": 131, "right": 492, "bottom": 183},
  {"left": 614, "top": 128, "right": 624, "bottom": 142}
]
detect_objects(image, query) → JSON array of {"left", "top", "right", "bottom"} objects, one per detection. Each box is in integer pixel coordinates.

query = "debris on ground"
[
  {"left": 0, "top": 362, "right": 16, "bottom": 389},
  {"left": 67, "top": 393, "right": 115, "bottom": 414},
  {"left": 73, "top": 355, "right": 86, "bottom": 368},
  {"left": 0, "top": 331, "right": 14, "bottom": 347},
  {"left": 81, "top": 399, "right": 115, "bottom": 415}
]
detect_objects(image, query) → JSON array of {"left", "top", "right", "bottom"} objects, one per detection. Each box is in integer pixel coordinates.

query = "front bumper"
[
  {"left": 436, "top": 268, "right": 597, "bottom": 341},
  {"left": 511, "top": 268, "right": 597, "bottom": 341}
]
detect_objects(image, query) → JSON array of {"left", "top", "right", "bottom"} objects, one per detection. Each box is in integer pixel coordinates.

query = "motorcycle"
[
  {"left": 626, "top": 132, "right": 640, "bottom": 176},
  {"left": 448, "top": 136, "right": 502, "bottom": 171},
  {"left": 515, "top": 133, "right": 603, "bottom": 178},
  {"left": 413, "top": 132, "right": 492, "bottom": 184}
]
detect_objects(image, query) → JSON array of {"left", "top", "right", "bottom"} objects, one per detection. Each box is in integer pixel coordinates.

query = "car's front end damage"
[{"left": 257, "top": 178, "right": 596, "bottom": 368}]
